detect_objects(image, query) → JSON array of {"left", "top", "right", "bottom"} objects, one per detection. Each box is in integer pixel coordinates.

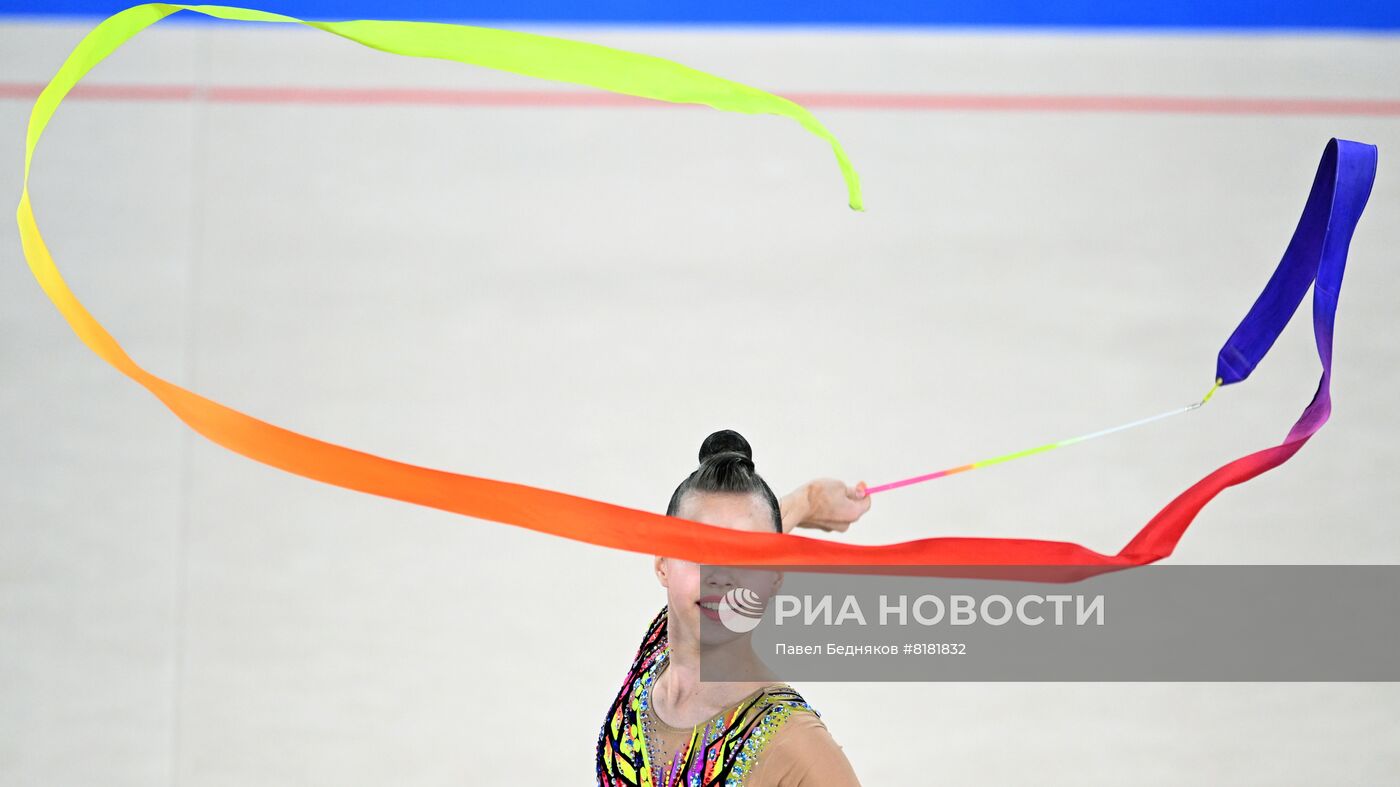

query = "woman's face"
[{"left": 655, "top": 491, "right": 783, "bottom": 648}]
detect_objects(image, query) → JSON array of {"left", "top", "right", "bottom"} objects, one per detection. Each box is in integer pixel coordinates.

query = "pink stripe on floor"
[{"left": 2, "top": 82, "right": 1399, "bottom": 116}]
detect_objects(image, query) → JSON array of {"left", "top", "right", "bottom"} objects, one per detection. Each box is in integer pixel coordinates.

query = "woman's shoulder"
[
  {"left": 745, "top": 688, "right": 861, "bottom": 786},
  {"left": 750, "top": 687, "right": 824, "bottom": 738}
]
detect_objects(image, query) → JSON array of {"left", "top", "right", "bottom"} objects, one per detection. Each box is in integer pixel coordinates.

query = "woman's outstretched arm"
[{"left": 778, "top": 479, "right": 871, "bottom": 534}]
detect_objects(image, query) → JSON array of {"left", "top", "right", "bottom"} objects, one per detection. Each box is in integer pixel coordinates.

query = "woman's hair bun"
[
  {"left": 698, "top": 429, "right": 753, "bottom": 465},
  {"left": 667, "top": 428, "right": 780, "bottom": 532}
]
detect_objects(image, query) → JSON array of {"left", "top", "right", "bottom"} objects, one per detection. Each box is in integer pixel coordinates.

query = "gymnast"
[{"left": 597, "top": 429, "right": 868, "bottom": 785}]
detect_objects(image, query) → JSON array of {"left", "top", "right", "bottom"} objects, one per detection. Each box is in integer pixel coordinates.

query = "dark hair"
[{"left": 666, "top": 429, "right": 783, "bottom": 533}]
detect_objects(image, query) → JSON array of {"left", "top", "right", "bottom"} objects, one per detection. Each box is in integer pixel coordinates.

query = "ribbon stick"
[
  {"left": 863, "top": 380, "right": 1223, "bottom": 495},
  {"left": 17, "top": 4, "right": 1377, "bottom": 577}
]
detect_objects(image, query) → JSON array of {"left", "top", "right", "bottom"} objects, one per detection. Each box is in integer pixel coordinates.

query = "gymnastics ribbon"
[{"left": 18, "top": 5, "right": 1377, "bottom": 578}]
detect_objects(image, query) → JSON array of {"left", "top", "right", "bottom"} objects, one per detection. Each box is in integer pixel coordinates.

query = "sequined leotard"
[{"left": 596, "top": 605, "right": 824, "bottom": 786}]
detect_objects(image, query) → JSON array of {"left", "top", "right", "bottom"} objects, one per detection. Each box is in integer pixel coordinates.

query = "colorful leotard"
[{"left": 596, "top": 605, "right": 819, "bottom": 786}]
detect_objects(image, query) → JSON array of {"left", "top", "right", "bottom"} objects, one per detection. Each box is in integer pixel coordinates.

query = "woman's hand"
[{"left": 779, "top": 478, "right": 871, "bottom": 534}]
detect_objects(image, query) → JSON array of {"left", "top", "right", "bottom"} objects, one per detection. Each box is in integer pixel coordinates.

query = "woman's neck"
[{"left": 653, "top": 626, "right": 777, "bottom": 729}]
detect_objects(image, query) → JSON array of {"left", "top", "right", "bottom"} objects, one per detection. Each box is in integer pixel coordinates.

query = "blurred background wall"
[{"left": 3, "top": 2, "right": 1398, "bottom": 785}]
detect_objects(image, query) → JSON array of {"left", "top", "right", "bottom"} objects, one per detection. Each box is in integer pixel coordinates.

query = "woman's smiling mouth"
[{"left": 697, "top": 595, "right": 723, "bottom": 621}]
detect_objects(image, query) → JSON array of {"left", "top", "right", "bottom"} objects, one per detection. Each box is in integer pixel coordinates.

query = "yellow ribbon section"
[
  {"left": 18, "top": 3, "right": 883, "bottom": 568},
  {"left": 21, "top": 4, "right": 861, "bottom": 204}
]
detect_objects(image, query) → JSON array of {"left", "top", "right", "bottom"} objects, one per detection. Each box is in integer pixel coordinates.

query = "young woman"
[{"left": 597, "top": 430, "right": 869, "bottom": 785}]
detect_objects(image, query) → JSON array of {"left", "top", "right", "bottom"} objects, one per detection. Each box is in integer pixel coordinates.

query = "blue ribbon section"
[{"left": 1215, "top": 139, "right": 1377, "bottom": 389}]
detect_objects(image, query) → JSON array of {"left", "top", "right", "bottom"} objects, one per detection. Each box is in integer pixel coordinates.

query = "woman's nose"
[{"left": 703, "top": 567, "right": 736, "bottom": 588}]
